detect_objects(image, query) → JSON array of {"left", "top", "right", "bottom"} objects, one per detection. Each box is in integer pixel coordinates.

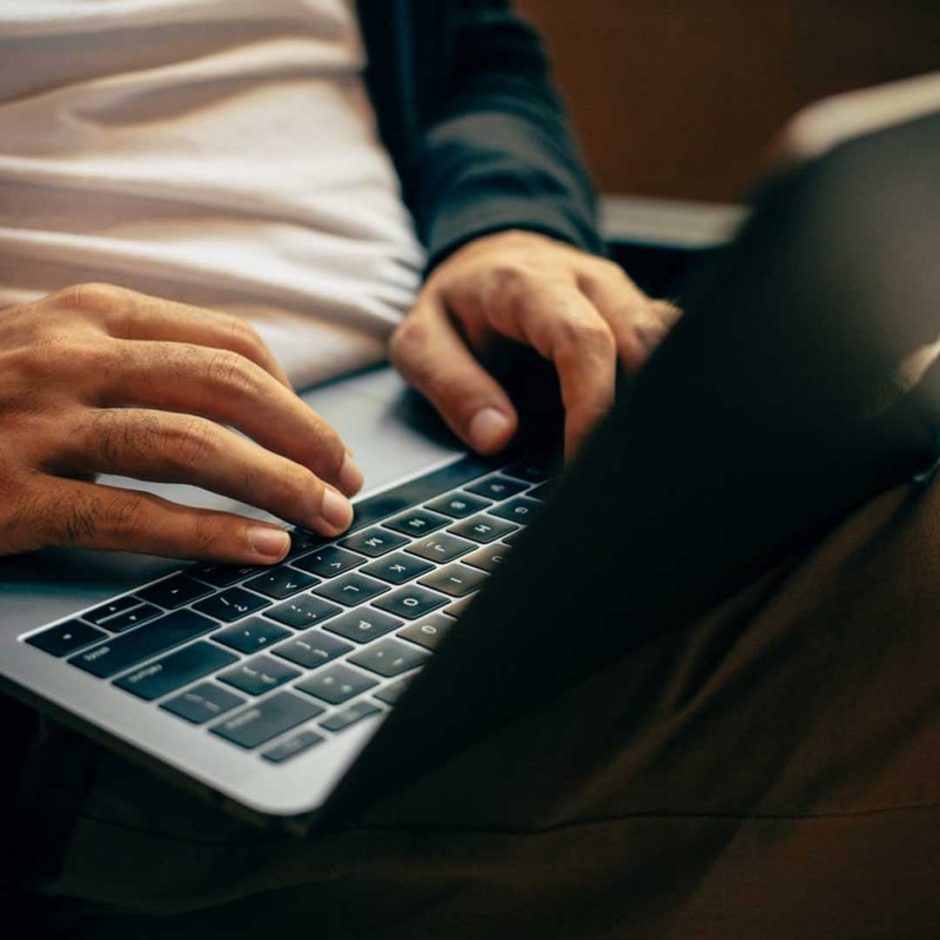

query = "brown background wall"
[{"left": 517, "top": 1, "right": 940, "bottom": 201}]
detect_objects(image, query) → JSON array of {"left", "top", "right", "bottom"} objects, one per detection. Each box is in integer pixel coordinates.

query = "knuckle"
[
  {"left": 389, "top": 318, "right": 430, "bottom": 373},
  {"left": 577, "top": 262, "right": 625, "bottom": 295},
  {"left": 489, "top": 262, "right": 534, "bottom": 295},
  {"left": 50, "top": 489, "right": 101, "bottom": 545},
  {"left": 87, "top": 409, "right": 142, "bottom": 465},
  {"left": 189, "top": 512, "right": 224, "bottom": 555},
  {"left": 555, "top": 315, "right": 616, "bottom": 359},
  {"left": 167, "top": 417, "right": 218, "bottom": 472},
  {"left": 207, "top": 348, "right": 257, "bottom": 397},
  {"left": 101, "top": 495, "right": 144, "bottom": 537},
  {"left": 598, "top": 258, "right": 628, "bottom": 280},
  {"left": 55, "top": 282, "right": 129, "bottom": 314}
]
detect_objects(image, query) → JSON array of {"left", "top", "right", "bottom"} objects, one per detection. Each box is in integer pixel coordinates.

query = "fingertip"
[
  {"left": 247, "top": 525, "right": 290, "bottom": 561},
  {"left": 467, "top": 406, "right": 516, "bottom": 454},
  {"left": 320, "top": 486, "right": 354, "bottom": 533}
]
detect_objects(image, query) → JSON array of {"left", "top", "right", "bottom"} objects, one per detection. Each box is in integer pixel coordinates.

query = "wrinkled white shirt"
[{"left": 0, "top": 0, "right": 425, "bottom": 388}]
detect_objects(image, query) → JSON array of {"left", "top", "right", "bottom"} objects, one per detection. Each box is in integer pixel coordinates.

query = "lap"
[{"left": 10, "top": 474, "right": 940, "bottom": 939}]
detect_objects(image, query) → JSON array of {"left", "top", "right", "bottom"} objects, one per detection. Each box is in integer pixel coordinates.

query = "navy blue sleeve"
[{"left": 389, "top": 1, "right": 606, "bottom": 271}]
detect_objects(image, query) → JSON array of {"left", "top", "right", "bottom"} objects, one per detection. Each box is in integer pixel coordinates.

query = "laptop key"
[
  {"left": 464, "top": 475, "right": 527, "bottom": 501},
  {"left": 190, "top": 563, "right": 259, "bottom": 589},
  {"left": 273, "top": 629, "right": 352, "bottom": 669},
  {"left": 397, "top": 612, "right": 455, "bottom": 651},
  {"left": 211, "top": 692, "right": 323, "bottom": 749},
  {"left": 446, "top": 595, "right": 476, "bottom": 619},
  {"left": 213, "top": 617, "right": 290, "bottom": 654},
  {"left": 314, "top": 572, "right": 389, "bottom": 607},
  {"left": 261, "top": 730, "right": 324, "bottom": 764},
  {"left": 161, "top": 682, "right": 245, "bottom": 725},
  {"left": 361, "top": 551, "right": 432, "bottom": 585},
  {"left": 294, "top": 546, "right": 364, "bottom": 578},
  {"left": 193, "top": 587, "right": 269, "bottom": 622},
  {"left": 418, "top": 563, "right": 488, "bottom": 597},
  {"left": 488, "top": 496, "right": 541, "bottom": 525},
  {"left": 448, "top": 514, "right": 517, "bottom": 544},
  {"left": 372, "top": 585, "right": 448, "bottom": 620},
  {"left": 340, "top": 527, "right": 408, "bottom": 557},
  {"left": 295, "top": 663, "right": 378, "bottom": 705},
  {"left": 265, "top": 595, "right": 342, "bottom": 629},
  {"left": 373, "top": 676, "right": 414, "bottom": 706},
  {"left": 406, "top": 532, "right": 475, "bottom": 563},
  {"left": 26, "top": 619, "right": 107, "bottom": 658},
  {"left": 502, "top": 530, "right": 523, "bottom": 546},
  {"left": 114, "top": 641, "right": 237, "bottom": 701},
  {"left": 137, "top": 574, "right": 212, "bottom": 610},
  {"left": 99, "top": 603, "right": 162, "bottom": 632},
  {"left": 424, "top": 492, "right": 492, "bottom": 519},
  {"left": 84, "top": 595, "right": 140, "bottom": 626},
  {"left": 320, "top": 700, "right": 384, "bottom": 733},
  {"left": 384, "top": 508, "right": 450, "bottom": 537},
  {"left": 463, "top": 543, "right": 510, "bottom": 573},
  {"left": 324, "top": 608, "right": 402, "bottom": 644},
  {"left": 348, "top": 637, "right": 430, "bottom": 677},
  {"left": 218, "top": 655, "right": 301, "bottom": 696},
  {"left": 244, "top": 566, "right": 318, "bottom": 600},
  {"left": 68, "top": 609, "right": 218, "bottom": 678},
  {"left": 503, "top": 458, "right": 552, "bottom": 484},
  {"left": 285, "top": 529, "right": 325, "bottom": 560},
  {"left": 349, "top": 455, "right": 492, "bottom": 530}
]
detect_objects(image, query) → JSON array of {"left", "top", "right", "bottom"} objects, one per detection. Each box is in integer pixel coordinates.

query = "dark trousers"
[{"left": 9, "top": 115, "right": 940, "bottom": 938}]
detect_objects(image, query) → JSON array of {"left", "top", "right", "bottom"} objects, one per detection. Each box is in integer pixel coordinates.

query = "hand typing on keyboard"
[
  {"left": 0, "top": 284, "right": 362, "bottom": 562},
  {"left": 390, "top": 229, "right": 681, "bottom": 458}
]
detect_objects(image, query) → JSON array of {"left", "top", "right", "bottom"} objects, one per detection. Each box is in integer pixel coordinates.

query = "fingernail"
[
  {"left": 338, "top": 450, "right": 364, "bottom": 495},
  {"left": 468, "top": 407, "right": 512, "bottom": 453},
  {"left": 248, "top": 526, "right": 290, "bottom": 560},
  {"left": 321, "top": 487, "right": 354, "bottom": 531}
]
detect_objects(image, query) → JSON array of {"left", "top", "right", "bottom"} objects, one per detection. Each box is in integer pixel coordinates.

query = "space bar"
[{"left": 67, "top": 610, "right": 217, "bottom": 679}]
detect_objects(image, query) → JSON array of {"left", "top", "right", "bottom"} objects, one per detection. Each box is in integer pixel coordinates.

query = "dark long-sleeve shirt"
[{"left": 357, "top": 0, "right": 604, "bottom": 271}]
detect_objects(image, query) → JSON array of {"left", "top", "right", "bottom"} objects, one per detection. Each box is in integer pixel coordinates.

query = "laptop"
[{"left": 3, "top": 76, "right": 940, "bottom": 833}]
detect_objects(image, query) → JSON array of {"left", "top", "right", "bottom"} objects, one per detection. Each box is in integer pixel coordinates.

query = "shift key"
[
  {"left": 211, "top": 692, "right": 323, "bottom": 749},
  {"left": 68, "top": 610, "right": 218, "bottom": 679},
  {"left": 114, "top": 641, "right": 237, "bottom": 701}
]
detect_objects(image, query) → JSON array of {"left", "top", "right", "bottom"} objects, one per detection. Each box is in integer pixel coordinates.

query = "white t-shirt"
[{"left": 0, "top": 0, "right": 426, "bottom": 388}]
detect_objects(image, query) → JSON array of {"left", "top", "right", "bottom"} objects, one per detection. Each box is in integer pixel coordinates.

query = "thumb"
[{"left": 390, "top": 297, "right": 518, "bottom": 454}]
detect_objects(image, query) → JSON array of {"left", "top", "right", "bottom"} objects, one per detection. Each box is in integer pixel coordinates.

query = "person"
[
  {"left": 1, "top": 0, "right": 676, "bottom": 933},
  {"left": 8, "top": 3, "right": 940, "bottom": 938},
  {"left": 9, "top": 99, "right": 940, "bottom": 940},
  {"left": 0, "top": 0, "right": 677, "bottom": 565}
]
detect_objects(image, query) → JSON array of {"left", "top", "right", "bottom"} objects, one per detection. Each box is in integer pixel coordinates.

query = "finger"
[
  {"left": 390, "top": 296, "right": 518, "bottom": 454},
  {"left": 30, "top": 477, "right": 297, "bottom": 564},
  {"left": 54, "top": 408, "right": 354, "bottom": 537},
  {"left": 58, "top": 282, "right": 292, "bottom": 387},
  {"left": 578, "top": 269, "right": 681, "bottom": 372},
  {"left": 94, "top": 339, "right": 362, "bottom": 496},
  {"left": 451, "top": 279, "right": 617, "bottom": 457}
]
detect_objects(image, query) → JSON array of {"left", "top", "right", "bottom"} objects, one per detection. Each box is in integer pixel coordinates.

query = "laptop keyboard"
[{"left": 22, "top": 456, "right": 550, "bottom": 765}]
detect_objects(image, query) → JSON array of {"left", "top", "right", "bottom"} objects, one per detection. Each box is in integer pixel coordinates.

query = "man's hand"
[
  {"left": 0, "top": 284, "right": 363, "bottom": 562},
  {"left": 391, "top": 230, "right": 680, "bottom": 457}
]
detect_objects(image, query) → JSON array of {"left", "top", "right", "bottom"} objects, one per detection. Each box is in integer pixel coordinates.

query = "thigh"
[{"left": 15, "top": 477, "right": 940, "bottom": 940}]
